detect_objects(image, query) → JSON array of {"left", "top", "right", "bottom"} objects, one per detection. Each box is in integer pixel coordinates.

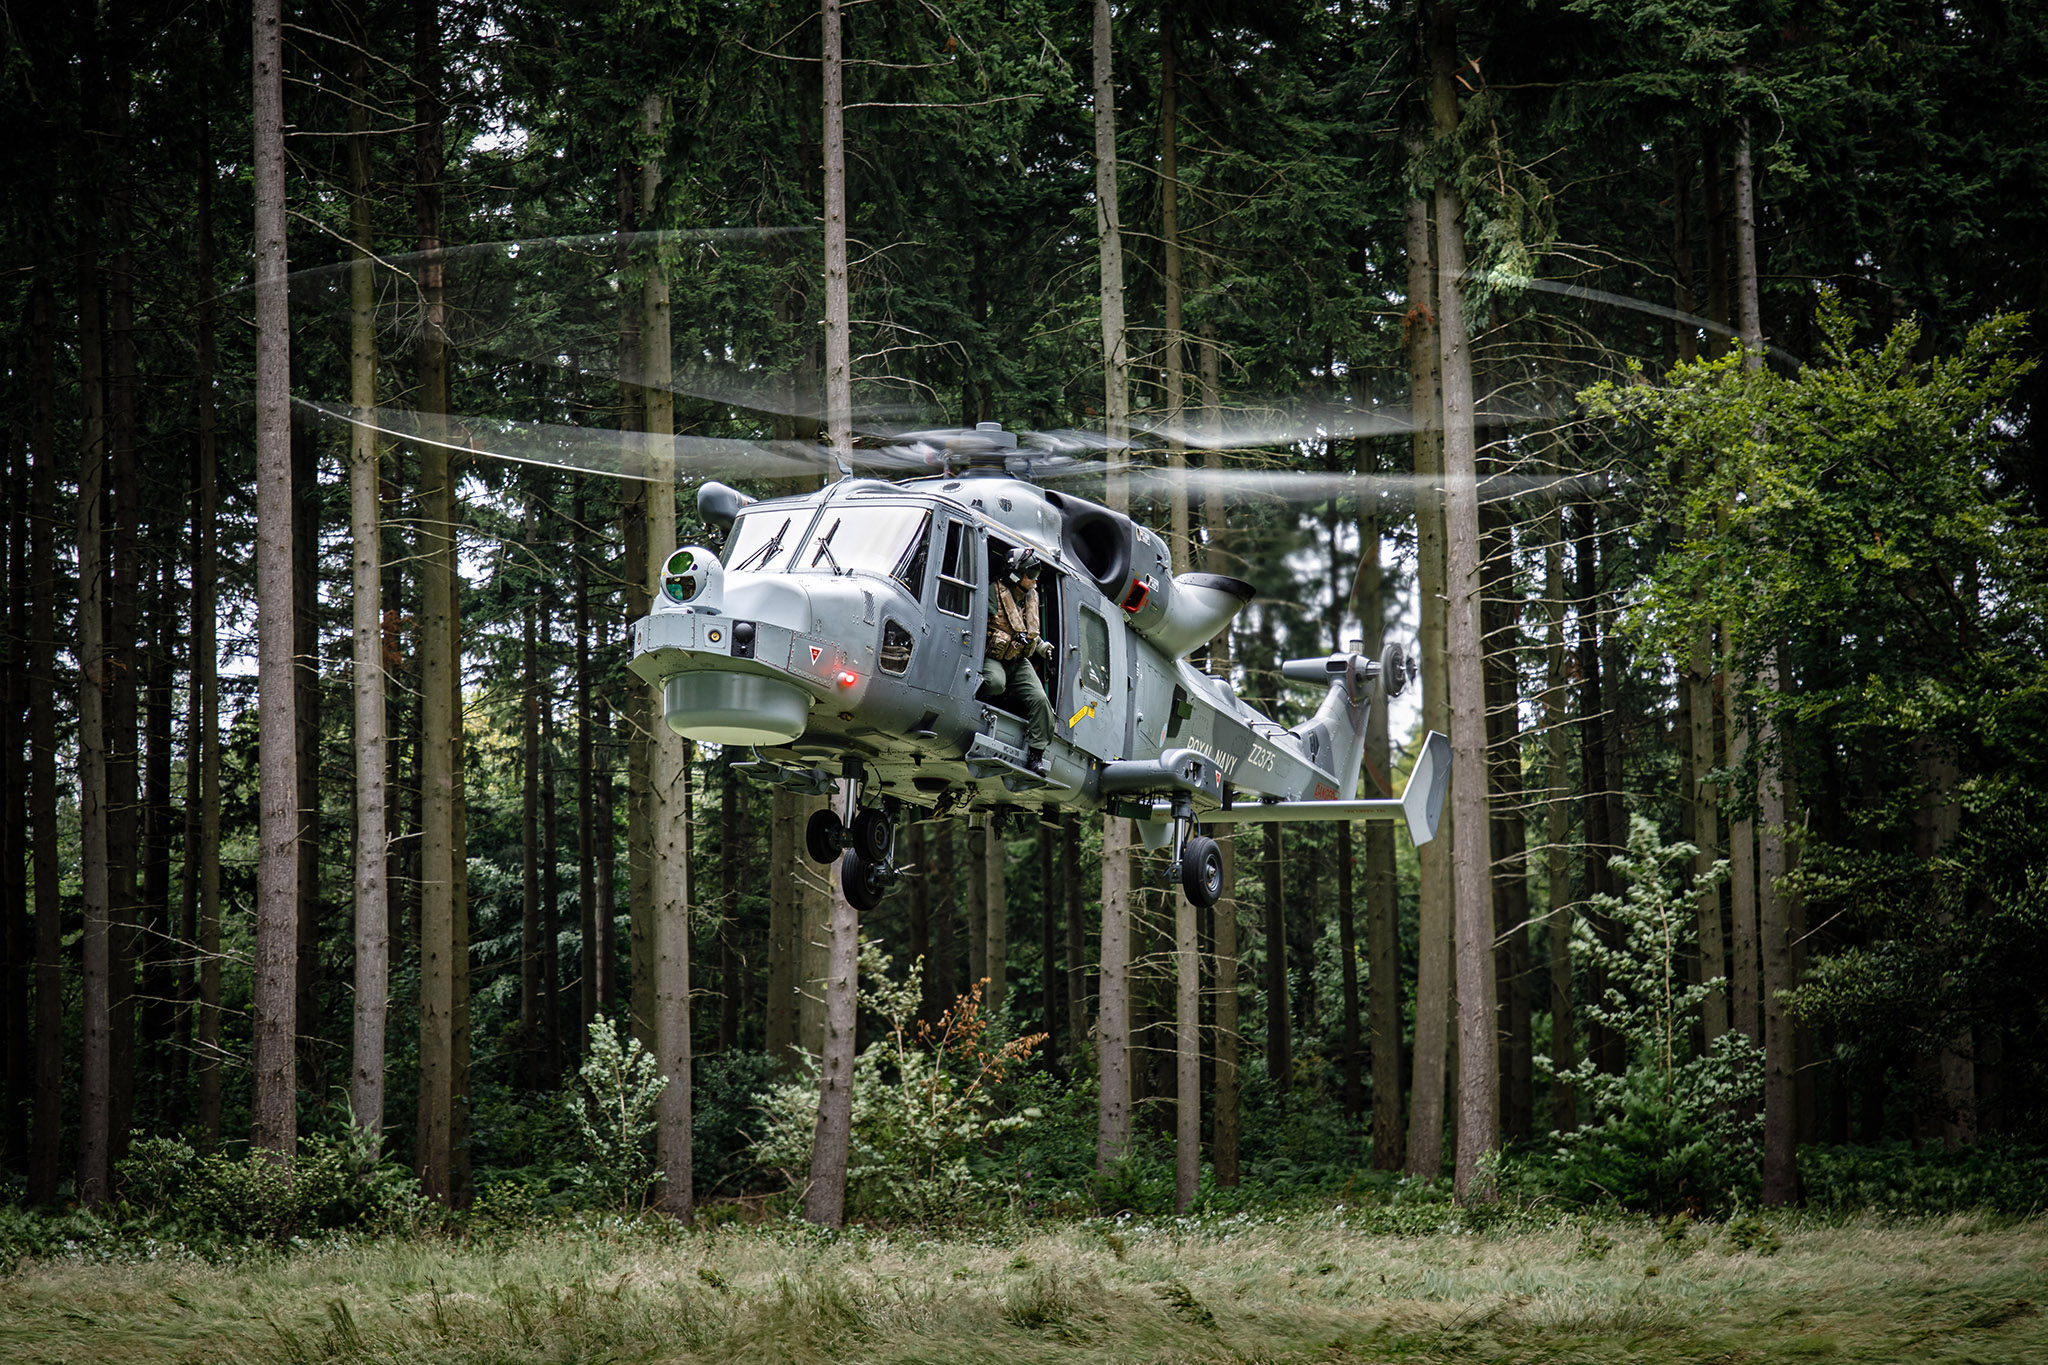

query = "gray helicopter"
[{"left": 626, "top": 421, "right": 1449, "bottom": 913}]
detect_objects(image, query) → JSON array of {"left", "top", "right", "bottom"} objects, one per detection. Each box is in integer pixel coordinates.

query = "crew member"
[{"left": 984, "top": 547, "right": 1055, "bottom": 774}]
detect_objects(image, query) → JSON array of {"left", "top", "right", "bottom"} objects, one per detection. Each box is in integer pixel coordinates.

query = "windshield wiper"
[
  {"left": 733, "top": 518, "right": 790, "bottom": 573},
  {"left": 810, "top": 516, "right": 845, "bottom": 575}
]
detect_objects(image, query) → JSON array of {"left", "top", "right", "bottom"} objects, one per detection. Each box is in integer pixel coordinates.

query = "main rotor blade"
[
  {"left": 294, "top": 398, "right": 829, "bottom": 483},
  {"left": 1036, "top": 461, "right": 1620, "bottom": 505},
  {"left": 247, "top": 227, "right": 815, "bottom": 297}
]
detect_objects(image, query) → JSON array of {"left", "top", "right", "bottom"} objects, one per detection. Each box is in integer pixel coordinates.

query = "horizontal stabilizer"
[{"left": 1128, "top": 731, "right": 1452, "bottom": 845}]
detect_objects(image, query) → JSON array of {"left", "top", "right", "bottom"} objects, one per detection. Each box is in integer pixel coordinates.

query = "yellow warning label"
[{"left": 1067, "top": 703, "right": 1095, "bottom": 729}]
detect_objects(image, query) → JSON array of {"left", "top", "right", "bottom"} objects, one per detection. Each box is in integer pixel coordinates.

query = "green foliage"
[
  {"left": 690, "top": 1050, "right": 779, "bottom": 1198},
  {"left": 1517, "top": 816, "right": 1763, "bottom": 1213},
  {"left": 1798, "top": 1142, "right": 2048, "bottom": 1218},
  {"left": 752, "top": 941, "right": 1043, "bottom": 1223},
  {"left": 1724, "top": 1213, "right": 1782, "bottom": 1255},
  {"left": 567, "top": 1014, "right": 670, "bottom": 1212},
  {"left": 1153, "top": 1278, "right": 1217, "bottom": 1329},
  {"left": 106, "top": 1115, "right": 425, "bottom": 1246}
]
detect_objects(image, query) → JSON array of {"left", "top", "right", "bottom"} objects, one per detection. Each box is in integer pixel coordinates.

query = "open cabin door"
[{"left": 922, "top": 513, "right": 982, "bottom": 702}]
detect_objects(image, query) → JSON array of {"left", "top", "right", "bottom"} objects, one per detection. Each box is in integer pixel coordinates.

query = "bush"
[
  {"left": 1510, "top": 815, "right": 1764, "bottom": 1213},
  {"left": 567, "top": 1013, "right": 669, "bottom": 1211},
  {"left": 753, "top": 940, "right": 1044, "bottom": 1222},
  {"left": 111, "top": 1116, "right": 424, "bottom": 1243}
]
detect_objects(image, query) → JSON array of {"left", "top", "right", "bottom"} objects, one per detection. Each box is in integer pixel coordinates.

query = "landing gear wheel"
[
  {"left": 839, "top": 849, "right": 888, "bottom": 912},
  {"left": 1180, "top": 835, "right": 1224, "bottom": 908},
  {"left": 849, "top": 806, "right": 894, "bottom": 865},
  {"left": 805, "top": 809, "right": 845, "bottom": 865}
]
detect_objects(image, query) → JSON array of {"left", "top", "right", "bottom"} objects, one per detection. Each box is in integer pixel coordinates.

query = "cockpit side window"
[
  {"left": 935, "top": 520, "right": 974, "bottom": 617},
  {"left": 892, "top": 512, "right": 931, "bottom": 601}
]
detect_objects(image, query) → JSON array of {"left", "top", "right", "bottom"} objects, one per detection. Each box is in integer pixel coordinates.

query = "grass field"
[{"left": 3, "top": 1210, "right": 2043, "bottom": 1363}]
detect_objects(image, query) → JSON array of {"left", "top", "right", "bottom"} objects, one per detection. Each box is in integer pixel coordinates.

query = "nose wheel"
[{"left": 802, "top": 763, "right": 900, "bottom": 909}]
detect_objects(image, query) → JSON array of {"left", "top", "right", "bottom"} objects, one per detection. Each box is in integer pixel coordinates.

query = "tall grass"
[{"left": 3, "top": 1211, "right": 2043, "bottom": 1362}]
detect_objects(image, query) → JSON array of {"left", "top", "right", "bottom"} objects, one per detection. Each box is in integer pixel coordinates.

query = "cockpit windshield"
[
  {"left": 791, "top": 504, "right": 932, "bottom": 595},
  {"left": 723, "top": 509, "right": 810, "bottom": 574}
]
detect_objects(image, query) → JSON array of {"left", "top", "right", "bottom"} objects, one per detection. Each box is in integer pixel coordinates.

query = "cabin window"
[
  {"left": 724, "top": 510, "right": 805, "bottom": 573},
  {"left": 1079, "top": 606, "right": 1111, "bottom": 696},
  {"left": 935, "top": 520, "right": 974, "bottom": 617},
  {"left": 880, "top": 620, "right": 914, "bottom": 674}
]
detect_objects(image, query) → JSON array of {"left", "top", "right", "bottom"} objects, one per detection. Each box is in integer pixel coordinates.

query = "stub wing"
[{"left": 1132, "top": 731, "right": 1452, "bottom": 845}]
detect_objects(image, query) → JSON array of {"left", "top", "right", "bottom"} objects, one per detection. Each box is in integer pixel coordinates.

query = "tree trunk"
[
  {"left": 292, "top": 425, "right": 322, "bottom": 1096},
  {"left": 449, "top": 590, "right": 472, "bottom": 1208},
  {"left": 637, "top": 91, "right": 694, "bottom": 1220},
  {"left": 140, "top": 550, "right": 176, "bottom": 1133},
  {"left": 1431, "top": 0, "right": 1498, "bottom": 1199},
  {"left": 1358, "top": 480, "right": 1403, "bottom": 1166},
  {"left": 593, "top": 679, "right": 617, "bottom": 1017},
  {"left": 1038, "top": 806, "right": 1058, "bottom": 1065},
  {"left": 104, "top": 37, "right": 140, "bottom": 1166},
  {"left": 1064, "top": 811, "right": 1088, "bottom": 1059},
  {"left": 413, "top": 0, "right": 456, "bottom": 1200},
  {"left": 969, "top": 820, "right": 988, "bottom": 996},
  {"left": 77, "top": 219, "right": 112, "bottom": 1200},
  {"left": 1404, "top": 191, "right": 1452, "bottom": 1178},
  {"left": 1097, "top": 814, "right": 1133, "bottom": 1171},
  {"left": 934, "top": 815, "right": 958, "bottom": 1014},
  {"left": 1094, "top": 0, "right": 1129, "bottom": 513},
  {"left": 522, "top": 571, "right": 543, "bottom": 1085},
  {"left": 1481, "top": 481, "right": 1532, "bottom": 1142},
  {"left": 804, "top": 781, "right": 859, "bottom": 1229},
  {"left": 1542, "top": 477, "right": 1575, "bottom": 1133},
  {"left": 1758, "top": 659, "right": 1797, "bottom": 1204},
  {"left": 766, "top": 791, "right": 800, "bottom": 1063},
  {"left": 1090, "top": 0, "right": 1134, "bottom": 1173},
  {"left": 6, "top": 392, "right": 28, "bottom": 1165},
  {"left": 28, "top": 250, "right": 64, "bottom": 1201},
  {"left": 1262, "top": 822, "right": 1289, "bottom": 1093},
  {"left": 191, "top": 126, "right": 223, "bottom": 1149},
  {"left": 251, "top": 0, "right": 300, "bottom": 1160},
  {"left": 719, "top": 763, "right": 743, "bottom": 1053},
  {"left": 575, "top": 482, "right": 598, "bottom": 1039},
  {"left": 347, "top": 21, "right": 388, "bottom": 1133},
  {"left": 1176, "top": 869, "right": 1201, "bottom": 1211},
  {"left": 1159, "top": 14, "right": 1189, "bottom": 573},
  {"left": 541, "top": 639, "right": 561, "bottom": 1078},
  {"left": 984, "top": 819, "right": 1007, "bottom": 1013},
  {"left": 1574, "top": 505, "right": 1623, "bottom": 1074},
  {"left": 1200, "top": 307, "right": 1241, "bottom": 1185},
  {"left": 906, "top": 817, "right": 930, "bottom": 1015}
]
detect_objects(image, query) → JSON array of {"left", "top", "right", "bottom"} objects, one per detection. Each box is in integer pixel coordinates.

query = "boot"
[{"left": 1025, "top": 747, "right": 1048, "bottom": 777}]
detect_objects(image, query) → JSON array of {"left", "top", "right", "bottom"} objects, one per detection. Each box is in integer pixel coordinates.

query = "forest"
[{"left": 5, "top": 0, "right": 2048, "bottom": 1316}]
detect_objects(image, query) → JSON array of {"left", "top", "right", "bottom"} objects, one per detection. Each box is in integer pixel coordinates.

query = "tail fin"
[
  {"left": 1278, "top": 642, "right": 1413, "bottom": 800},
  {"left": 1403, "top": 731, "right": 1452, "bottom": 844}
]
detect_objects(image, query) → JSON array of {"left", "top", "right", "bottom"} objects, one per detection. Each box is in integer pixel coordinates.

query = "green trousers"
[{"left": 982, "top": 655, "right": 1054, "bottom": 749}]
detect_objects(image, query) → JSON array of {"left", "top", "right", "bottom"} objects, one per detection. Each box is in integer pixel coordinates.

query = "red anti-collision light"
[{"left": 836, "top": 670, "right": 859, "bottom": 687}]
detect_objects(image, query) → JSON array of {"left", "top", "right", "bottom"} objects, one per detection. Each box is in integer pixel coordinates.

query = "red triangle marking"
[{"left": 809, "top": 646, "right": 822, "bottom": 664}]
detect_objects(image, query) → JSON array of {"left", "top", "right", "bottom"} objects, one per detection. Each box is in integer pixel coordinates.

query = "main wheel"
[
  {"left": 840, "top": 848, "right": 888, "bottom": 912},
  {"left": 849, "top": 806, "right": 894, "bottom": 865},
  {"left": 805, "top": 808, "right": 845, "bottom": 865},
  {"left": 1180, "top": 835, "right": 1224, "bottom": 908}
]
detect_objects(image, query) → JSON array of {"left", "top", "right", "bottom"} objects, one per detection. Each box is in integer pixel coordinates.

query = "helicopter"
[{"left": 623, "top": 420, "right": 1450, "bottom": 913}]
